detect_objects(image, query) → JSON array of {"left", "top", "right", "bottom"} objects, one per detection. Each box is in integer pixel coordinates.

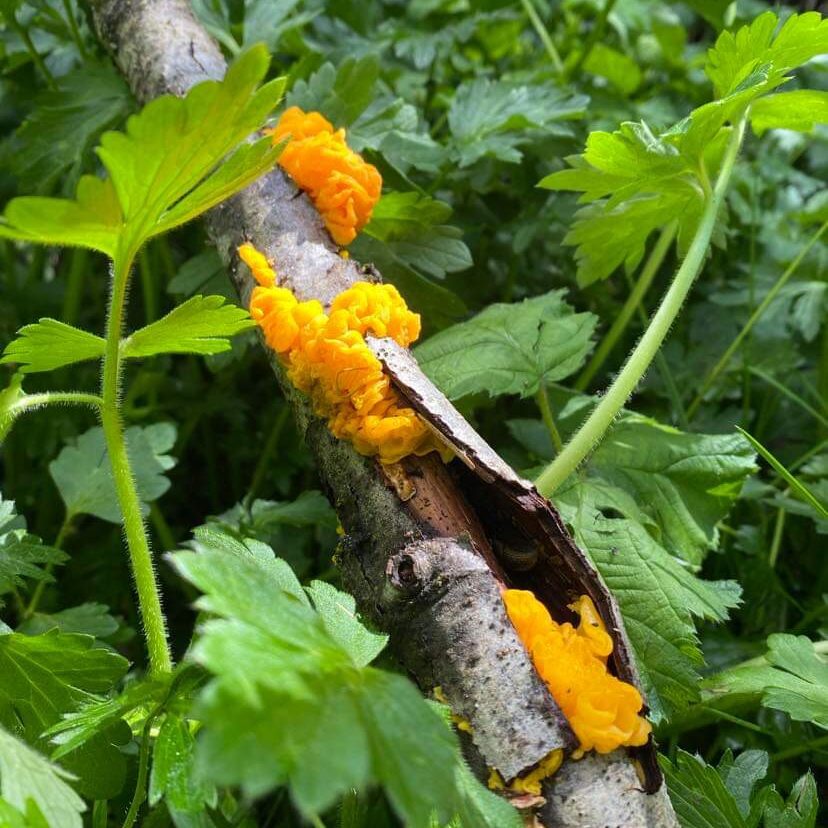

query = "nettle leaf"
[
  {"left": 705, "top": 634, "right": 828, "bottom": 729},
  {"left": 0, "top": 495, "right": 66, "bottom": 602},
  {"left": 49, "top": 423, "right": 177, "bottom": 523},
  {"left": 0, "top": 726, "right": 84, "bottom": 828},
  {"left": 0, "top": 176, "right": 123, "bottom": 256},
  {"left": 580, "top": 416, "right": 755, "bottom": 566},
  {"left": 415, "top": 291, "right": 597, "bottom": 399},
  {"left": 122, "top": 295, "right": 254, "bottom": 359},
  {"left": 1, "top": 319, "right": 104, "bottom": 374},
  {"left": 360, "top": 192, "right": 472, "bottom": 280},
  {"left": 11, "top": 63, "right": 132, "bottom": 192},
  {"left": 448, "top": 78, "right": 586, "bottom": 167},
  {"left": 170, "top": 529, "right": 520, "bottom": 828},
  {"left": 287, "top": 56, "right": 379, "bottom": 126},
  {"left": 0, "top": 629, "right": 129, "bottom": 741},
  {"left": 750, "top": 90, "right": 828, "bottom": 136}
]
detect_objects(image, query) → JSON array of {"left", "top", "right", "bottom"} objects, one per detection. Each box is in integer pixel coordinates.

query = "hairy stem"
[
  {"left": 102, "top": 248, "right": 172, "bottom": 675},
  {"left": 576, "top": 222, "right": 676, "bottom": 391},
  {"left": 536, "top": 115, "right": 748, "bottom": 497},
  {"left": 687, "top": 219, "right": 828, "bottom": 419},
  {"left": 535, "top": 383, "right": 563, "bottom": 454}
]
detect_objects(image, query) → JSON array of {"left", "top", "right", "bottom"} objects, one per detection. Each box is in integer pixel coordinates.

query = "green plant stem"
[
  {"left": 121, "top": 706, "right": 161, "bottom": 828},
  {"left": 576, "top": 222, "right": 676, "bottom": 391},
  {"left": 566, "top": 0, "right": 618, "bottom": 79},
  {"left": 8, "top": 14, "right": 55, "bottom": 88},
  {"left": 535, "top": 383, "right": 563, "bottom": 454},
  {"left": 771, "top": 734, "right": 828, "bottom": 763},
  {"left": 102, "top": 250, "right": 172, "bottom": 676},
  {"left": 138, "top": 248, "right": 157, "bottom": 323},
  {"left": 687, "top": 219, "right": 828, "bottom": 419},
  {"left": 535, "top": 115, "right": 747, "bottom": 498},
  {"left": 748, "top": 367, "right": 828, "bottom": 430},
  {"left": 24, "top": 513, "right": 73, "bottom": 617},
  {"left": 61, "top": 248, "right": 88, "bottom": 326},
  {"left": 768, "top": 502, "right": 786, "bottom": 569},
  {"left": 245, "top": 405, "right": 289, "bottom": 506},
  {"left": 61, "top": 0, "right": 87, "bottom": 58},
  {"left": 520, "top": 0, "right": 564, "bottom": 75}
]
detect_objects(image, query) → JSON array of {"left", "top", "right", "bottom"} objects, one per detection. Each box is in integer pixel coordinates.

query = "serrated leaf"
[
  {"left": 17, "top": 603, "right": 119, "bottom": 639},
  {"left": 122, "top": 295, "right": 254, "bottom": 359},
  {"left": 717, "top": 750, "right": 768, "bottom": 819},
  {"left": 171, "top": 529, "right": 519, "bottom": 827},
  {"left": 0, "top": 726, "right": 84, "bottom": 828},
  {"left": 705, "top": 11, "right": 828, "bottom": 98},
  {"left": 49, "top": 423, "right": 177, "bottom": 523},
  {"left": 415, "top": 291, "right": 596, "bottom": 399},
  {"left": 448, "top": 79, "right": 586, "bottom": 166},
  {"left": 750, "top": 90, "right": 828, "bottom": 136},
  {"left": 0, "top": 629, "right": 129, "bottom": 741},
  {"left": 0, "top": 495, "right": 66, "bottom": 601},
  {"left": 11, "top": 63, "right": 132, "bottom": 192},
  {"left": 763, "top": 772, "right": 818, "bottom": 828},
  {"left": 0, "top": 176, "right": 123, "bottom": 256},
  {"left": 1, "top": 319, "right": 104, "bottom": 374},
  {"left": 287, "top": 56, "right": 379, "bottom": 126}
]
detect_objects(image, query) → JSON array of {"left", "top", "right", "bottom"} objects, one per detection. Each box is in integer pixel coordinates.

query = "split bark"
[{"left": 91, "top": 2, "right": 679, "bottom": 825}]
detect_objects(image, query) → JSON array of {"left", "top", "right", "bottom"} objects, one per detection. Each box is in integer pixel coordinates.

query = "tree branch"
[{"left": 90, "top": 2, "right": 678, "bottom": 824}]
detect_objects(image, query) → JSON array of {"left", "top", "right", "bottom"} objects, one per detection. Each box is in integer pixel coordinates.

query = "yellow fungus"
[{"left": 503, "top": 589, "right": 651, "bottom": 757}]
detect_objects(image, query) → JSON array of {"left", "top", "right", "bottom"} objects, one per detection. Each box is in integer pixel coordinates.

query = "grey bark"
[{"left": 91, "top": 1, "right": 679, "bottom": 825}]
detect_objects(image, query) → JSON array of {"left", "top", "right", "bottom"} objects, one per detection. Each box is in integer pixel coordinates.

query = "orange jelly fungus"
[
  {"left": 239, "top": 242, "right": 450, "bottom": 465},
  {"left": 503, "top": 589, "right": 651, "bottom": 757},
  {"left": 271, "top": 106, "right": 382, "bottom": 246}
]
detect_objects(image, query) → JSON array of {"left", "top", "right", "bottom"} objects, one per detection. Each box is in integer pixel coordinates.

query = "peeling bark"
[{"left": 91, "top": 1, "right": 678, "bottom": 824}]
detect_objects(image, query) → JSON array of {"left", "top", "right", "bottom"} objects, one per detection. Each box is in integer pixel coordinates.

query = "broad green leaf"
[
  {"left": 750, "top": 91, "right": 828, "bottom": 136},
  {"left": 171, "top": 529, "right": 520, "bottom": 827},
  {"left": 0, "top": 176, "right": 123, "bottom": 256},
  {"left": 168, "top": 251, "right": 233, "bottom": 300},
  {"left": 0, "top": 726, "right": 84, "bottom": 828},
  {"left": 11, "top": 63, "right": 132, "bottom": 192},
  {"left": 717, "top": 749, "right": 769, "bottom": 820},
  {"left": 705, "top": 635, "right": 828, "bottom": 729},
  {"left": 0, "top": 495, "right": 66, "bottom": 602},
  {"left": 415, "top": 291, "right": 597, "bottom": 399},
  {"left": 580, "top": 416, "right": 755, "bottom": 566},
  {"left": 122, "top": 295, "right": 254, "bottom": 359},
  {"left": 583, "top": 43, "right": 642, "bottom": 95},
  {"left": 763, "top": 773, "right": 819, "bottom": 828},
  {"left": 0, "top": 629, "right": 128, "bottom": 740},
  {"left": 1, "top": 319, "right": 104, "bottom": 374},
  {"left": 49, "top": 423, "right": 177, "bottom": 523},
  {"left": 661, "top": 750, "right": 747, "bottom": 828},
  {"left": 705, "top": 11, "right": 828, "bottom": 98},
  {"left": 17, "top": 603, "right": 119, "bottom": 639},
  {"left": 287, "top": 56, "right": 379, "bottom": 126},
  {"left": 149, "top": 712, "right": 216, "bottom": 814},
  {"left": 96, "top": 46, "right": 284, "bottom": 241},
  {"left": 246, "top": 491, "right": 338, "bottom": 530},
  {"left": 361, "top": 192, "right": 472, "bottom": 279},
  {"left": 448, "top": 79, "right": 586, "bottom": 166}
]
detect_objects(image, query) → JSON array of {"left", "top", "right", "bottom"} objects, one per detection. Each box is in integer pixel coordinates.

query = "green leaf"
[
  {"left": 1, "top": 319, "right": 104, "bottom": 374},
  {"left": 578, "top": 416, "right": 755, "bottom": 566},
  {"left": 361, "top": 192, "right": 472, "bottom": 279},
  {"left": 170, "top": 529, "right": 519, "bottom": 827},
  {"left": 287, "top": 56, "right": 380, "bottom": 126},
  {"left": 736, "top": 428, "right": 828, "bottom": 519},
  {"left": 168, "top": 251, "right": 233, "bottom": 300},
  {"left": 17, "top": 603, "right": 119, "bottom": 639},
  {"left": 705, "top": 635, "right": 828, "bottom": 730},
  {"left": 96, "top": 46, "right": 284, "bottom": 241},
  {"left": 49, "top": 423, "right": 177, "bottom": 523},
  {"left": 0, "top": 176, "right": 123, "bottom": 256},
  {"left": 705, "top": 11, "right": 828, "bottom": 99},
  {"left": 662, "top": 750, "right": 747, "bottom": 828},
  {"left": 122, "top": 295, "right": 254, "bottom": 359},
  {"left": 717, "top": 749, "right": 769, "bottom": 819},
  {"left": 0, "top": 629, "right": 129, "bottom": 741},
  {"left": 10, "top": 63, "right": 132, "bottom": 192},
  {"left": 448, "top": 79, "right": 586, "bottom": 166},
  {"left": 149, "top": 712, "right": 216, "bottom": 814},
  {"left": 415, "top": 291, "right": 597, "bottom": 399},
  {"left": 750, "top": 91, "right": 828, "bottom": 136},
  {"left": 583, "top": 43, "right": 642, "bottom": 95},
  {"left": 0, "top": 374, "right": 27, "bottom": 444},
  {"left": 0, "top": 495, "right": 65, "bottom": 602},
  {"left": 763, "top": 773, "right": 819, "bottom": 828},
  {"left": 0, "top": 726, "right": 84, "bottom": 828}
]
